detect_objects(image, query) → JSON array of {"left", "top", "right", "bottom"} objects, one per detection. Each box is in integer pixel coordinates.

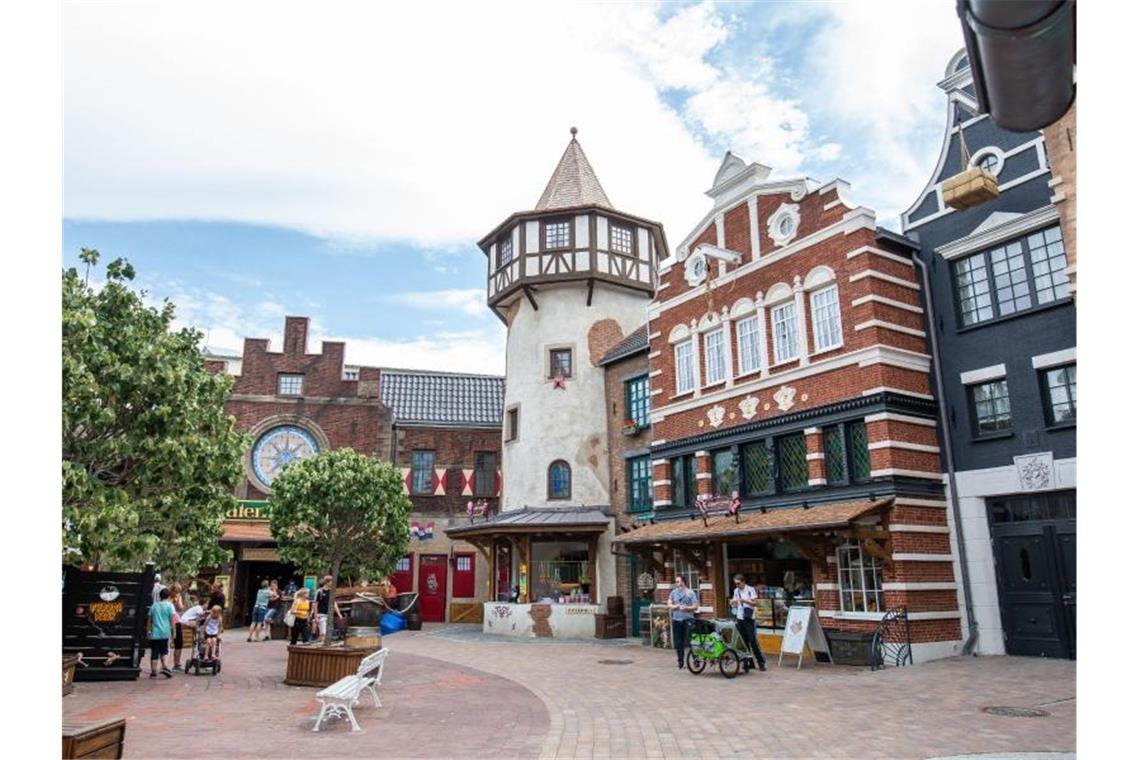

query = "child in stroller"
[{"left": 189, "top": 605, "right": 224, "bottom": 675}]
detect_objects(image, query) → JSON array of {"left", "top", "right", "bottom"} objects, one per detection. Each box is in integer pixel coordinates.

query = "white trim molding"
[
  {"left": 893, "top": 497, "right": 947, "bottom": 509},
  {"left": 882, "top": 582, "right": 957, "bottom": 591},
  {"left": 868, "top": 441, "right": 941, "bottom": 454},
  {"left": 959, "top": 363, "right": 1007, "bottom": 385},
  {"left": 854, "top": 319, "right": 926, "bottom": 338},
  {"left": 887, "top": 524, "right": 950, "bottom": 534},
  {"left": 870, "top": 468, "right": 942, "bottom": 480},
  {"left": 935, "top": 204, "right": 1060, "bottom": 261},
  {"left": 845, "top": 246, "right": 914, "bottom": 267},
  {"left": 1031, "top": 347, "right": 1076, "bottom": 370},
  {"left": 848, "top": 270, "right": 921, "bottom": 291},
  {"left": 864, "top": 412, "right": 937, "bottom": 427},
  {"left": 862, "top": 387, "right": 935, "bottom": 401},
  {"left": 851, "top": 294, "right": 924, "bottom": 314},
  {"left": 892, "top": 553, "right": 954, "bottom": 562}
]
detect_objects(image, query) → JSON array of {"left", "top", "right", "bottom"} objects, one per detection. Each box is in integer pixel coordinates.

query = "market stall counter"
[{"left": 483, "top": 601, "right": 599, "bottom": 639}]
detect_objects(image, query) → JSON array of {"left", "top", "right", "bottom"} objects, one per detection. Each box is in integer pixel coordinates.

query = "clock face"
[
  {"left": 251, "top": 425, "right": 319, "bottom": 488},
  {"left": 684, "top": 251, "right": 708, "bottom": 286}
]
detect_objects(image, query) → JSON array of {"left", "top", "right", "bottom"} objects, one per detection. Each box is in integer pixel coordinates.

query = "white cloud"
[
  {"left": 379, "top": 289, "right": 487, "bottom": 319},
  {"left": 319, "top": 328, "right": 506, "bottom": 376}
]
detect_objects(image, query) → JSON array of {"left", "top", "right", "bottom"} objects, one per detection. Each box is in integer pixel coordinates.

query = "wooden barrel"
[{"left": 345, "top": 626, "right": 382, "bottom": 650}]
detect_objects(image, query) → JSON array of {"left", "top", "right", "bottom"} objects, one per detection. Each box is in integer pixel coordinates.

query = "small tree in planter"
[{"left": 268, "top": 449, "right": 411, "bottom": 652}]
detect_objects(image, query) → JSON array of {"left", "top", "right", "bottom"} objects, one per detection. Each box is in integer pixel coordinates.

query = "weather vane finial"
[{"left": 570, "top": 126, "right": 578, "bottom": 139}]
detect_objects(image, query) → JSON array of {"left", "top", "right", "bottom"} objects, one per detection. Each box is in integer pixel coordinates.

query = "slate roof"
[
  {"left": 446, "top": 506, "right": 610, "bottom": 538},
  {"left": 381, "top": 370, "right": 504, "bottom": 428},
  {"left": 535, "top": 129, "right": 614, "bottom": 211},
  {"left": 599, "top": 324, "right": 649, "bottom": 366},
  {"left": 612, "top": 498, "right": 893, "bottom": 545}
]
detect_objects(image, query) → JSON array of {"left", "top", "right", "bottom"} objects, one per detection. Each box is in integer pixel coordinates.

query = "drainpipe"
[{"left": 914, "top": 255, "right": 979, "bottom": 655}]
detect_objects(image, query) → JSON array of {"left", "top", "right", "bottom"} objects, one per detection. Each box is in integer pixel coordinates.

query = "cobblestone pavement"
[{"left": 63, "top": 624, "right": 1075, "bottom": 759}]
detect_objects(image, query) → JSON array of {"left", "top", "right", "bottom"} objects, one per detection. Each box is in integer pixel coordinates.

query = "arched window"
[{"left": 548, "top": 460, "right": 571, "bottom": 500}]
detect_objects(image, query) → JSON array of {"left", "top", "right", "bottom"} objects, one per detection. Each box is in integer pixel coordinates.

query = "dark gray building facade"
[{"left": 902, "top": 50, "right": 1076, "bottom": 659}]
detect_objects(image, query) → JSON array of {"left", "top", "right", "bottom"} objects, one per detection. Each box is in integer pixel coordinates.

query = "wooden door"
[
  {"left": 418, "top": 554, "right": 448, "bottom": 623},
  {"left": 992, "top": 520, "right": 1076, "bottom": 659}
]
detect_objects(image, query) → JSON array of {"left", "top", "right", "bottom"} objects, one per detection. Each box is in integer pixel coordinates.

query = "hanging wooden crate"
[{"left": 941, "top": 166, "right": 999, "bottom": 209}]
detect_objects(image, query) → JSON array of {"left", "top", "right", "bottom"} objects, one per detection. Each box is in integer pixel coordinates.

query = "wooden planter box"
[
  {"left": 284, "top": 644, "right": 372, "bottom": 688},
  {"left": 63, "top": 653, "right": 80, "bottom": 696},
  {"left": 62, "top": 718, "right": 126, "bottom": 759}
]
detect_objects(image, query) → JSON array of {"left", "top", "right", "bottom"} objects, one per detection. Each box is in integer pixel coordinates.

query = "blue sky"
[{"left": 63, "top": 1, "right": 964, "bottom": 374}]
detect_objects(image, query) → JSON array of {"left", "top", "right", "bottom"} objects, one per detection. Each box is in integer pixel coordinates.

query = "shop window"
[
  {"left": 1039, "top": 363, "right": 1076, "bottom": 426},
  {"left": 837, "top": 543, "right": 883, "bottom": 614},
  {"left": 824, "top": 421, "right": 871, "bottom": 485},
  {"left": 711, "top": 448, "right": 736, "bottom": 497},
  {"left": 777, "top": 433, "right": 808, "bottom": 491},
  {"left": 675, "top": 341, "right": 695, "bottom": 394},
  {"left": 741, "top": 440, "right": 774, "bottom": 497},
  {"left": 506, "top": 406, "right": 519, "bottom": 442},
  {"left": 543, "top": 220, "right": 571, "bottom": 249},
  {"left": 453, "top": 552, "right": 475, "bottom": 598},
  {"left": 532, "top": 540, "right": 589, "bottom": 600},
  {"left": 277, "top": 373, "right": 304, "bottom": 396},
  {"left": 952, "top": 224, "right": 1069, "bottom": 327},
  {"left": 671, "top": 454, "right": 697, "bottom": 508},
  {"left": 411, "top": 450, "right": 435, "bottom": 495},
  {"left": 969, "top": 379, "right": 1013, "bottom": 437},
  {"left": 548, "top": 460, "right": 571, "bottom": 500},
  {"left": 549, "top": 347, "right": 572, "bottom": 378},
  {"left": 610, "top": 224, "right": 632, "bottom": 255},
  {"left": 988, "top": 490, "right": 1076, "bottom": 523},
  {"left": 474, "top": 452, "right": 497, "bottom": 497},
  {"left": 625, "top": 375, "right": 649, "bottom": 428},
  {"left": 498, "top": 235, "right": 513, "bottom": 269},
  {"left": 627, "top": 455, "right": 652, "bottom": 513}
]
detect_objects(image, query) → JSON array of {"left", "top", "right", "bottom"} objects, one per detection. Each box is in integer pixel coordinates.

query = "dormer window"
[
  {"left": 610, "top": 224, "right": 632, "bottom": 255},
  {"left": 498, "top": 236, "right": 513, "bottom": 269},
  {"left": 543, "top": 220, "right": 571, "bottom": 250}
]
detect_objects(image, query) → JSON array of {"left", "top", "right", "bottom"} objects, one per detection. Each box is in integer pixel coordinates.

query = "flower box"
[{"left": 621, "top": 421, "right": 642, "bottom": 436}]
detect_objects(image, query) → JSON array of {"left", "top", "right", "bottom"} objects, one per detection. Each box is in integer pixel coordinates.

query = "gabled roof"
[
  {"left": 535, "top": 128, "right": 614, "bottom": 211},
  {"left": 381, "top": 370, "right": 504, "bottom": 428},
  {"left": 599, "top": 324, "right": 649, "bottom": 366}
]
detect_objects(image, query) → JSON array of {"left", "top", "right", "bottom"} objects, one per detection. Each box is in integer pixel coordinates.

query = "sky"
[{"left": 62, "top": 0, "right": 965, "bottom": 375}]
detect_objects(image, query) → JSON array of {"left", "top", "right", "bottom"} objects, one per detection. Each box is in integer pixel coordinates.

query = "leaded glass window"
[
  {"left": 970, "top": 379, "right": 1013, "bottom": 436},
  {"left": 627, "top": 455, "right": 652, "bottom": 513},
  {"left": 498, "top": 236, "right": 513, "bottom": 269},
  {"left": 712, "top": 448, "right": 736, "bottom": 497},
  {"left": 777, "top": 433, "right": 808, "bottom": 491},
  {"left": 704, "top": 330, "right": 726, "bottom": 385},
  {"left": 277, "top": 373, "right": 304, "bottom": 396},
  {"left": 1041, "top": 363, "right": 1076, "bottom": 425},
  {"left": 824, "top": 425, "right": 846, "bottom": 484},
  {"left": 771, "top": 301, "right": 799, "bottom": 364},
  {"left": 848, "top": 420, "right": 871, "bottom": 482},
  {"left": 610, "top": 224, "right": 632, "bottom": 255},
  {"left": 544, "top": 220, "right": 571, "bottom": 249},
  {"left": 741, "top": 440, "right": 774, "bottom": 497},
  {"left": 548, "top": 460, "right": 571, "bottom": 499},
  {"left": 810, "top": 285, "right": 842, "bottom": 352},
  {"left": 736, "top": 315, "right": 762, "bottom": 375},
  {"left": 837, "top": 543, "right": 883, "bottom": 614}
]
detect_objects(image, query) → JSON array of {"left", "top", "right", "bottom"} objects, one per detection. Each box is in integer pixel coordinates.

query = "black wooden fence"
[{"left": 62, "top": 564, "right": 155, "bottom": 681}]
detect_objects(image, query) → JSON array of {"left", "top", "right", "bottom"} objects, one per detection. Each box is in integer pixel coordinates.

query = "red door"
[{"left": 418, "top": 554, "right": 448, "bottom": 623}]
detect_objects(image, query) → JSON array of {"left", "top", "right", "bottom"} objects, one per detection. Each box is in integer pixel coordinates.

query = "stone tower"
[{"left": 478, "top": 129, "right": 668, "bottom": 515}]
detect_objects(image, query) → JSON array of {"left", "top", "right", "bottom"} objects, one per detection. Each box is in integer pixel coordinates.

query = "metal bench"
[{"left": 312, "top": 647, "right": 389, "bottom": 732}]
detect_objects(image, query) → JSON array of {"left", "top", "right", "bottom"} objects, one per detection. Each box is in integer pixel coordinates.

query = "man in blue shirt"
[
  {"left": 667, "top": 576, "right": 698, "bottom": 670},
  {"left": 148, "top": 587, "right": 177, "bottom": 678}
]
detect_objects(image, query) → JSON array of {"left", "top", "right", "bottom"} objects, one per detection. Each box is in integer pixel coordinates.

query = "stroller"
[{"left": 187, "top": 620, "right": 222, "bottom": 675}]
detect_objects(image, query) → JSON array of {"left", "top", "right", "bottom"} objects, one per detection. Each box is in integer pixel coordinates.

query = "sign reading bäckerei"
[{"left": 225, "top": 500, "right": 268, "bottom": 520}]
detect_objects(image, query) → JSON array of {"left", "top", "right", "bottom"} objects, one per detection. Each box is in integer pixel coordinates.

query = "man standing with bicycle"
[
  {"left": 667, "top": 576, "right": 698, "bottom": 670},
  {"left": 730, "top": 574, "right": 767, "bottom": 672}
]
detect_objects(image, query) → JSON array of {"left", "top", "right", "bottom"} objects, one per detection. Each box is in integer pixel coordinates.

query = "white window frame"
[
  {"left": 704, "top": 329, "right": 726, "bottom": 385},
  {"left": 342, "top": 366, "right": 360, "bottom": 381},
  {"left": 610, "top": 224, "right": 632, "bottom": 255},
  {"left": 736, "top": 315, "right": 762, "bottom": 375},
  {"left": 837, "top": 543, "right": 883, "bottom": 614},
  {"left": 277, "top": 374, "right": 304, "bottom": 396},
  {"left": 673, "top": 551, "right": 701, "bottom": 592},
  {"left": 810, "top": 285, "right": 843, "bottom": 353},
  {"left": 770, "top": 301, "right": 799, "bottom": 365},
  {"left": 675, "top": 341, "right": 695, "bottom": 394}
]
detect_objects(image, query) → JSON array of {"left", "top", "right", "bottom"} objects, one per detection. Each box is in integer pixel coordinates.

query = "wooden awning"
[
  {"left": 221, "top": 520, "right": 272, "bottom": 543},
  {"left": 612, "top": 498, "right": 893, "bottom": 546}
]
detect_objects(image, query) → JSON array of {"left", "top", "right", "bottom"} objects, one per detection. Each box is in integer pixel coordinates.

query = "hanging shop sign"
[
  {"left": 778, "top": 605, "right": 832, "bottom": 670},
  {"left": 241, "top": 547, "right": 280, "bottom": 562}
]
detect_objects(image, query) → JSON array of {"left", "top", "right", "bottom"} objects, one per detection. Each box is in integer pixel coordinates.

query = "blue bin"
[{"left": 380, "top": 611, "right": 406, "bottom": 635}]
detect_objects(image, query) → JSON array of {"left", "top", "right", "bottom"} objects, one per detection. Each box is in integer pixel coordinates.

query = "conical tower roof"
[{"left": 534, "top": 127, "right": 614, "bottom": 211}]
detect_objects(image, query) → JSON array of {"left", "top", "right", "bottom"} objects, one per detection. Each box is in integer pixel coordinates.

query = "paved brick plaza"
[{"left": 63, "top": 625, "right": 1075, "bottom": 759}]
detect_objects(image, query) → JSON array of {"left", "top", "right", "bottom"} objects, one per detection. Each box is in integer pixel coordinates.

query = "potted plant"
[
  {"left": 621, "top": 419, "right": 641, "bottom": 436},
  {"left": 268, "top": 449, "right": 411, "bottom": 687}
]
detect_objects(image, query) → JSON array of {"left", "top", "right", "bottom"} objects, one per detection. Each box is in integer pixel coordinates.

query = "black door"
[{"left": 994, "top": 494, "right": 1071, "bottom": 660}]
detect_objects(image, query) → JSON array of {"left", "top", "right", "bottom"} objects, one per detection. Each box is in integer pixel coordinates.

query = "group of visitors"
[
  {"left": 282, "top": 575, "right": 343, "bottom": 645},
  {"left": 246, "top": 579, "right": 282, "bottom": 641},
  {"left": 667, "top": 574, "right": 767, "bottom": 674},
  {"left": 146, "top": 575, "right": 226, "bottom": 678}
]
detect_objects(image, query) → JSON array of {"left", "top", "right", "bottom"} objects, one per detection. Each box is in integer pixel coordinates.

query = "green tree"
[
  {"left": 62, "top": 250, "right": 246, "bottom": 577},
  {"left": 267, "top": 448, "right": 412, "bottom": 646}
]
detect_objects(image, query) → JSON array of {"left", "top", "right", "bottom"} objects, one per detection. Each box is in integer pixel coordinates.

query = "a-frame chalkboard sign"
[{"left": 63, "top": 564, "right": 155, "bottom": 681}]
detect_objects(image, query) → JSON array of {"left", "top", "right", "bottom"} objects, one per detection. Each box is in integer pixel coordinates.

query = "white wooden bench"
[{"left": 312, "top": 647, "right": 389, "bottom": 732}]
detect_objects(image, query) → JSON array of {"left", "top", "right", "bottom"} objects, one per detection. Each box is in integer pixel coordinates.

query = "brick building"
[
  {"left": 205, "top": 316, "right": 503, "bottom": 626},
  {"left": 613, "top": 152, "right": 963, "bottom": 662},
  {"left": 382, "top": 370, "right": 503, "bottom": 623}
]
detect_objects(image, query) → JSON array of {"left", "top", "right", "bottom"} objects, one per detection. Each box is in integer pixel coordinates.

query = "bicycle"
[{"left": 684, "top": 619, "right": 754, "bottom": 679}]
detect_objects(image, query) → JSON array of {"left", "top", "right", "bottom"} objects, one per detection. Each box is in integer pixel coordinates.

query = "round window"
[
  {"left": 778, "top": 214, "right": 794, "bottom": 237},
  {"left": 251, "top": 425, "right": 320, "bottom": 488},
  {"left": 973, "top": 151, "right": 1001, "bottom": 175}
]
